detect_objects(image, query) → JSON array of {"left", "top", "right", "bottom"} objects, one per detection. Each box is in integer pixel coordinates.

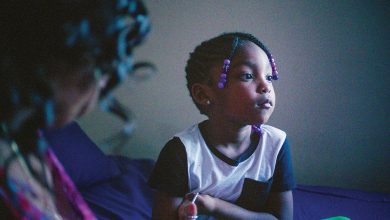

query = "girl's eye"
[
  {"left": 240, "top": 73, "right": 254, "bottom": 81},
  {"left": 266, "top": 74, "right": 273, "bottom": 82}
]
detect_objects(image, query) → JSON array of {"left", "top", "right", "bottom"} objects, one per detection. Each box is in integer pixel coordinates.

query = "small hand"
[{"left": 194, "top": 194, "right": 217, "bottom": 216}]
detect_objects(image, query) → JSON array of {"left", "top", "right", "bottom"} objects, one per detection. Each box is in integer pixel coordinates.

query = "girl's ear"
[{"left": 191, "top": 83, "right": 213, "bottom": 106}]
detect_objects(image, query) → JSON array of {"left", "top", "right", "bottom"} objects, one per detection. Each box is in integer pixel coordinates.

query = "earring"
[{"left": 206, "top": 100, "right": 211, "bottom": 105}]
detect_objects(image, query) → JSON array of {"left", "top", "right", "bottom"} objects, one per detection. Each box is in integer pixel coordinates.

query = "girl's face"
[{"left": 209, "top": 41, "right": 276, "bottom": 126}]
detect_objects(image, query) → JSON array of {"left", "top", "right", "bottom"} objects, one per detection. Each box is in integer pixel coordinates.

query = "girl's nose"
[{"left": 257, "top": 80, "right": 271, "bottom": 94}]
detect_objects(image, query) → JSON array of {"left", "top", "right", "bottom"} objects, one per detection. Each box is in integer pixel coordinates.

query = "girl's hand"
[{"left": 195, "top": 194, "right": 217, "bottom": 215}]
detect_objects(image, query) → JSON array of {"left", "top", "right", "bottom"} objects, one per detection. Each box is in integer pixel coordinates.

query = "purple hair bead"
[
  {"left": 252, "top": 124, "right": 263, "bottom": 135},
  {"left": 269, "top": 56, "right": 279, "bottom": 80},
  {"left": 217, "top": 59, "right": 231, "bottom": 88}
]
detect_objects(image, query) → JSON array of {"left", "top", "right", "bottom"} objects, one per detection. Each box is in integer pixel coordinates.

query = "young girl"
[
  {"left": 0, "top": 0, "right": 150, "bottom": 219},
  {"left": 149, "top": 32, "right": 295, "bottom": 220}
]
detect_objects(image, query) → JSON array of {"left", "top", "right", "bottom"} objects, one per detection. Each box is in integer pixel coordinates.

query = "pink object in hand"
[{"left": 187, "top": 202, "right": 197, "bottom": 217}]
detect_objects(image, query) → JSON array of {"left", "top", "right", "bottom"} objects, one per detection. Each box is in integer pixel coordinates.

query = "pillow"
[{"left": 44, "top": 122, "right": 121, "bottom": 188}]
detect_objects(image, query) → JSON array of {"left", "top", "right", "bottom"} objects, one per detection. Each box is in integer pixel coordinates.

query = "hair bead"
[
  {"left": 269, "top": 56, "right": 279, "bottom": 80},
  {"left": 217, "top": 59, "right": 230, "bottom": 88},
  {"left": 252, "top": 124, "right": 263, "bottom": 135}
]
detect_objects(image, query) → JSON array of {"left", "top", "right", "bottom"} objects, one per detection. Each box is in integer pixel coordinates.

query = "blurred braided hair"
[
  {"left": 185, "top": 32, "right": 277, "bottom": 115},
  {"left": 0, "top": 0, "right": 151, "bottom": 152},
  {"left": 0, "top": 2, "right": 152, "bottom": 217}
]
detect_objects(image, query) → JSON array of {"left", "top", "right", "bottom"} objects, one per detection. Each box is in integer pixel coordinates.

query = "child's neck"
[{"left": 201, "top": 120, "right": 254, "bottom": 160}]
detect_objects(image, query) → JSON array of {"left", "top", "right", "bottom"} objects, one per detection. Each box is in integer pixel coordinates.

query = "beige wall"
[{"left": 79, "top": 0, "right": 390, "bottom": 193}]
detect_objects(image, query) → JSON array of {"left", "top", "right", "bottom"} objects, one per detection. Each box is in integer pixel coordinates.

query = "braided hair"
[
  {"left": 185, "top": 32, "right": 277, "bottom": 115},
  {"left": 0, "top": 0, "right": 151, "bottom": 148},
  {"left": 0, "top": 1, "right": 151, "bottom": 217}
]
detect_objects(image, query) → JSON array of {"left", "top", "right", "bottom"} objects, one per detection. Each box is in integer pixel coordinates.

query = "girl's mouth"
[{"left": 255, "top": 99, "right": 273, "bottom": 109}]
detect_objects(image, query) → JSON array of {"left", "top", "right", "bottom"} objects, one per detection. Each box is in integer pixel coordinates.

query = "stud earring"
[{"left": 206, "top": 100, "right": 211, "bottom": 105}]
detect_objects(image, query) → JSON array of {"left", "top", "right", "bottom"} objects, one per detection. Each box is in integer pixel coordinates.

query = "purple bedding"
[
  {"left": 80, "top": 157, "right": 155, "bottom": 220},
  {"left": 45, "top": 122, "right": 390, "bottom": 220},
  {"left": 45, "top": 122, "right": 156, "bottom": 219},
  {"left": 293, "top": 185, "right": 390, "bottom": 220}
]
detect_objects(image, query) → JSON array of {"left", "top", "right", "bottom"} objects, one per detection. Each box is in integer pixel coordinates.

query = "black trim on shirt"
[
  {"left": 270, "top": 138, "right": 296, "bottom": 192},
  {"left": 199, "top": 124, "right": 260, "bottom": 167},
  {"left": 148, "top": 137, "right": 189, "bottom": 196}
]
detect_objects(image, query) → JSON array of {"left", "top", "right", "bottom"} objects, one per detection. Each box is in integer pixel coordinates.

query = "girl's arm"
[
  {"left": 152, "top": 191, "right": 182, "bottom": 220},
  {"left": 196, "top": 190, "right": 293, "bottom": 220},
  {"left": 265, "top": 191, "right": 293, "bottom": 220}
]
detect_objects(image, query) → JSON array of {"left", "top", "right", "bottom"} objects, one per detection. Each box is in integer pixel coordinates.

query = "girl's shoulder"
[
  {"left": 174, "top": 123, "right": 202, "bottom": 143},
  {"left": 261, "top": 125, "right": 287, "bottom": 141}
]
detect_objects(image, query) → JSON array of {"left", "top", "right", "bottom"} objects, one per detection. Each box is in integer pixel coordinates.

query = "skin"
[
  {"left": 48, "top": 61, "right": 109, "bottom": 128},
  {"left": 153, "top": 41, "right": 293, "bottom": 220}
]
